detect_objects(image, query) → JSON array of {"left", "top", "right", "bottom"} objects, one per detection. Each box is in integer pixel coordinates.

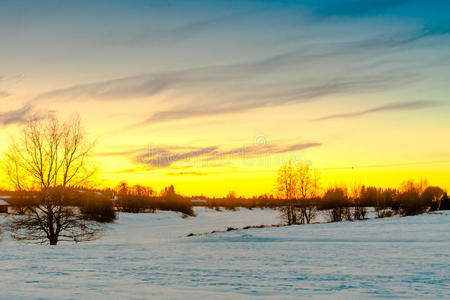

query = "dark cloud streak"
[
  {"left": 313, "top": 100, "right": 441, "bottom": 121},
  {"left": 317, "top": 0, "right": 418, "bottom": 16},
  {"left": 0, "top": 105, "right": 34, "bottom": 126},
  {"left": 133, "top": 142, "right": 322, "bottom": 168},
  {"left": 0, "top": 91, "right": 10, "bottom": 97}
]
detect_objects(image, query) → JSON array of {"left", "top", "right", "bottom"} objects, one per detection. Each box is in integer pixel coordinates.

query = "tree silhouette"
[
  {"left": 276, "top": 161, "right": 300, "bottom": 225},
  {"left": 298, "top": 164, "right": 318, "bottom": 224},
  {"left": 3, "top": 115, "right": 103, "bottom": 245}
]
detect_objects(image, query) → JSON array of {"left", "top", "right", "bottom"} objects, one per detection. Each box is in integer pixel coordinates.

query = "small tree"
[
  {"left": 421, "top": 186, "right": 445, "bottom": 211},
  {"left": 275, "top": 162, "right": 320, "bottom": 225},
  {"left": 441, "top": 193, "right": 450, "bottom": 210},
  {"left": 375, "top": 189, "right": 396, "bottom": 218},
  {"left": 350, "top": 183, "right": 366, "bottom": 220},
  {"left": 322, "top": 187, "right": 350, "bottom": 222},
  {"left": 276, "top": 161, "right": 301, "bottom": 225},
  {"left": 298, "top": 165, "right": 318, "bottom": 224},
  {"left": 160, "top": 185, "right": 194, "bottom": 216},
  {"left": 360, "top": 186, "right": 378, "bottom": 207},
  {"left": 397, "top": 181, "right": 427, "bottom": 216},
  {"left": 2, "top": 115, "right": 103, "bottom": 245}
]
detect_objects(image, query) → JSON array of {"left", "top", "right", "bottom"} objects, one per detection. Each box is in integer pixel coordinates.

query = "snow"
[{"left": 0, "top": 208, "right": 449, "bottom": 299}]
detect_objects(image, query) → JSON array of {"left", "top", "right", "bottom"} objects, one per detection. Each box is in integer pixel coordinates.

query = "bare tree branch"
[{"left": 2, "top": 115, "right": 104, "bottom": 245}]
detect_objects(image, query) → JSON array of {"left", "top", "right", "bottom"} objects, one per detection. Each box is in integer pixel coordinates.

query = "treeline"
[
  {"left": 5, "top": 188, "right": 117, "bottom": 223},
  {"left": 189, "top": 192, "right": 281, "bottom": 210},
  {"left": 3, "top": 183, "right": 195, "bottom": 220},
  {"left": 3, "top": 178, "right": 448, "bottom": 224},
  {"left": 274, "top": 161, "right": 449, "bottom": 225},
  {"left": 318, "top": 182, "right": 449, "bottom": 222},
  {"left": 108, "top": 176, "right": 449, "bottom": 226},
  {"left": 113, "top": 183, "right": 194, "bottom": 216}
]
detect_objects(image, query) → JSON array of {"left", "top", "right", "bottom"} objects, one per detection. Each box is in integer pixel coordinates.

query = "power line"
[{"left": 318, "top": 160, "right": 450, "bottom": 171}]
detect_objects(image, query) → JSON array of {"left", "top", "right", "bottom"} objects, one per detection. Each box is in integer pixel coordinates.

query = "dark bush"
[
  {"left": 5, "top": 191, "right": 35, "bottom": 215},
  {"left": 159, "top": 185, "right": 195, "bottom": 216},
  {"left": 115, "top": 182, "right": 156, "bottom": 213},
  {"left": 360, "top": 186, "right": 378, "bottom": 207},
  {"left": 376, "top": 189, "right": 396, "bottom": 218},
  {"left": 353, "top": 206, "right": 367, "bottom": 220},
  {"left": 440, "top": 193, "right": 449, "bottom": 210},
  {"left": 79, "top": 191, "right": 116, "bottom": 223},
  {"left": 321, "top": 188, "right": 350, "bottom": 222},
  {"left": 397, "top": 189, "right": 427, "bottom": 216},
  {"left": 421, "top": 186, "right": 445, "bottom": 211},
  {"left": 352, "top": 188, "right": 367, "bottom": 220}
]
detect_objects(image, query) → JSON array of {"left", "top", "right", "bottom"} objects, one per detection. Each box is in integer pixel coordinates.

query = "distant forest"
[{"left": 3, "top": 175, "right": 448, "bottom": 220}]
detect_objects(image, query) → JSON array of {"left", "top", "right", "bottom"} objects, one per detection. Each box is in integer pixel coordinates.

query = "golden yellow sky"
[{"left": 1, "top": 1, "right": 449, "bottom": 196}]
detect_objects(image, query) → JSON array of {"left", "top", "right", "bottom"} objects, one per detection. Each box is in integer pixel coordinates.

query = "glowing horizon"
[{"left": 1, "top": 0, "right": 449, "bottom": 196}]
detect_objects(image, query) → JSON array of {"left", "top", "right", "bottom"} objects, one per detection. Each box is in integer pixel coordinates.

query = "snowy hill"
[{"left": 0, "top": 208, "right": 449, "bottom": 299}]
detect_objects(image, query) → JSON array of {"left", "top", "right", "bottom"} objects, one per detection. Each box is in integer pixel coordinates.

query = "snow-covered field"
[{"left": 0, "top": 208, "right": 449, "bottom": 299}]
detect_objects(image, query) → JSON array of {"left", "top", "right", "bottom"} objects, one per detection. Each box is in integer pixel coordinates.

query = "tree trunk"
[{"left": 49, "top": 235, "right": 58, "bottom": 245}]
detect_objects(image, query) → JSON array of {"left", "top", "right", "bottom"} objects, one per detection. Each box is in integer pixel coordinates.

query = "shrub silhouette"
[
  {"left": 397, "top": 188, "right": 427, "bottom": 216},
  {"left": 352, "top": 206, "right": 367, "bottom": 220},
  {"left": 116, "top": 182, "right": 156, "bottom": 213},
  {"left": 321, "top": 188, "right": 350, "bottom": 222},
  {"left": 159, "top": 185, "right": 195, "bottom": 216},
  {"left": 440, "top": 193, "right": 449, "bottom": 210},
  {"left": 421, "top": 186, "right": 445, "bottom": 211},
  {"left": 114, "top": 183, "right": 194, "bottom": 216},
  {"left": 376, "top": 189, "right": 396, "bottom": 218},
  {"left": 78, "top": 191, "right": 116, "bottom": 223},
  {"left": 360, "top": 186, "right": 379, "bottom": 207}
]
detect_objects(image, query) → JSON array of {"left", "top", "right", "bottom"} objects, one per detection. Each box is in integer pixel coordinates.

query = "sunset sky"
[{"left": 1, "top": 0, "right": 449, "bottom": 196}]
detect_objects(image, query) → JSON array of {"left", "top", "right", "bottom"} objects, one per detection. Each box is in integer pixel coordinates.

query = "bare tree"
[
  {"left": 349, "top": 182, "right": 366, "bottom": 220},
  {"left": 2, "top": 115, "right": 102, "bottom": 245},
  {"left": 298, "top": 164, "right": 318, "bottom": 224},
  {"left": 276, "top": 161, "right": 300, "bottom": 225},
  {"left": 276, "top": 161, "right": 320, "bottom": 225}
]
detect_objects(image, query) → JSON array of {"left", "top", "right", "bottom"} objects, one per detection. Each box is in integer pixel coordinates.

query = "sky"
[{"left": 0, "top": 0, "right": 449, "bottom": 196}]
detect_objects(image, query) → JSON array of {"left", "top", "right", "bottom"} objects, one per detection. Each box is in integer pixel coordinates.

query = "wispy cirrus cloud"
[
  {"left": 316, "top": 0, "right": 418, "bottom": 16},
  {"left": 95, "top": 144, "right": 204, "bottom": 158},
  {"left": 313, "top": 100, "right": 441, "bottom": 121},
  {"left": 0, "top": 104, "right": 35, "bottom": 126},
  {"left": 0, "top": 76, "right": 10, "bottom": 97},
  {"left": 32, "top": 37, "right": 429, "bottom": 126},
  {"left": 34, "top": 29, "right": 437, "bottom": 103},
  {"left": 164, "top": 171, "right": 226, "bottom": 177},
  {"left": 123, "top": 7, "right": 267, "bottom": 46},
  {"left": 136, "top": 146, "right": 218, "bottom": 168},
  {"left": 0, "top": 90, "right": 10, "bottom": 97},
  {"left": 27, "top": 1, "right": 450, "bottom": 126},
  {"left": 96, "top": 141, "right": 322, "bottom": 168},
  {"left": 133, "top": 142, "right": 322, "bottom": 168},
  {"left": 139, "top": 72, "right": 419, "bottom": 125}
]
